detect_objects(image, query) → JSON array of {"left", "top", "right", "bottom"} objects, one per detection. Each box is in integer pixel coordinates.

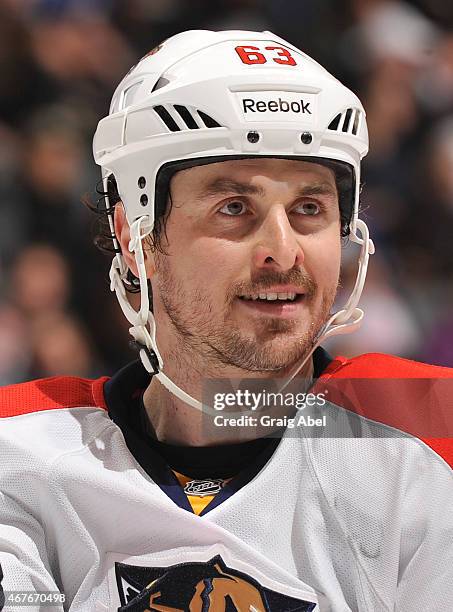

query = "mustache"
[{"left": 229, "top": 268, "right": 317, "bottom": 301}]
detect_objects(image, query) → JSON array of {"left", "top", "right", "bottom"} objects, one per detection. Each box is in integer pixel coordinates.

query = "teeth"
[{"left": 240, "top": 292, "right": 298, "bottom": 301}]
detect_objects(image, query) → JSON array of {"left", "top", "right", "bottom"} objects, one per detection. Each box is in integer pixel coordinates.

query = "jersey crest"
[{"left": 115, "top": 555, "right": 316, "bottom": 611}]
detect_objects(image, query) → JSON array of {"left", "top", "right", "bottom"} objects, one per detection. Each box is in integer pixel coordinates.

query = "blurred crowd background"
[{"left": 1, "top": 0, "right": 453, "bottom": 384}]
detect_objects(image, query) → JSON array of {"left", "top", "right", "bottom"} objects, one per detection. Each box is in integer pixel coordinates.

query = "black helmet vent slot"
[
  {"left": 328, "top": 113, "right": 342, "bottom": 131},
  {"left": 153, "top": 105, "right": 180, "bottom": 132},
  {"left": 173, "top": 105, "right": 199, "bottom": 129},
  {"left": 352, "top": 110, "right": 360, "bottom": 135},
  {"left": 152, "top": 105, "right": 223, "bottom": 132},
  {"left": 328, "top": 109, "right": 361, "bottom": 135},
  {"left": 197, "top": 110, "right": 222, "bottom": 128},
  {"left": 342, "top": 108, "right": 353, "bottom": 133}
]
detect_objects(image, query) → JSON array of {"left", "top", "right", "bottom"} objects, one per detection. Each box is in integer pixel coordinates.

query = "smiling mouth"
[
  {"left": 235, "top": 291, "right": 307, "bottom": 321},
  {"left": 238, "top": 292, "right": 304, "bottom": 304}
]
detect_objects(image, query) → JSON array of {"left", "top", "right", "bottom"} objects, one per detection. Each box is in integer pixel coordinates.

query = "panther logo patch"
[{"left": 115, "top": 555, "right": 316, "bottom": 611}]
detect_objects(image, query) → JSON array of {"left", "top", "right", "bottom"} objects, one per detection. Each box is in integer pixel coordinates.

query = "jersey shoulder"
[
  {"left": 321, "top": 352, "right": 453, "bottom": 468},
  {"left": 326, "top": 352, "right": 453, "bottom": 378},
  {"left": 0, "top": 374, "right": 109, "bottom": 418}
]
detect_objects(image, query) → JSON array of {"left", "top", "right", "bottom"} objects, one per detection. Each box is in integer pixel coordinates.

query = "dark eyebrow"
[
  {"left": 196, "top": 178, "right": 337, "bottom": 200},
  {"left": 196, "top": 178, "right": 266, "bottom": 199},
  {"left": 299, "top": 184, "right": 338, "bottom": 199}
]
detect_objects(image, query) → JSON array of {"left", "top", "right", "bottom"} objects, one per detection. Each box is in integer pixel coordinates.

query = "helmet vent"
[
  {"left": 328, "top": 113, "right": 342, "bottom": 131},
  {"left": 342, "top": 108, "right": 353, "bottom": 133},
  {"left": 152, "top": 104, "right": 223, "bottom": 132},
  {"left": 352, "top": 109, "right": 361, "bottom": 135},
  {"left": 151, "top": 77, "right": 170, "bottom": 92},
  {"left": 122, "top": 81, "right": 143, "bottom": 109},
  {"left": 153, "top": 105, "right": 181, "bottom": 132},
  {"left": 328, "top": 109, "right": 361, "bottom": 135},
  {"left": 174, "top": 105, "right": 199, "bottom": 129},
  {"left": 197, "top": 110, "right": 222, "bottom": 128}
]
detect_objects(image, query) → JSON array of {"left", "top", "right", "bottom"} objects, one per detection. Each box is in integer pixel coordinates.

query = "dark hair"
[
  {"left": 86, "top": 174, "right": 172, "bottom": 302},
  {"left": 87, "top": 156, "right": 354, "bottom": 296}
]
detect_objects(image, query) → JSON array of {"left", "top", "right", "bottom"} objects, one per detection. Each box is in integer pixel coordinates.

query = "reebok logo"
[
  {"left": 242, "top": 97, "right": 312, "bottom": 114},
  {"left": 237, "top": 90, "right": 317, "bottom": 125}
]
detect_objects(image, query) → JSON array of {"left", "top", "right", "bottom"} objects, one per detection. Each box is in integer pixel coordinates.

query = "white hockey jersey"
[{"left": 1, "top": 351, "right": 453, "bottom": 612}]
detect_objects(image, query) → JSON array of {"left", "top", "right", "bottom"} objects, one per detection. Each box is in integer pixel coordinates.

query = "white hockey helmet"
[{"left": 93, "top": 30, "right": 374, "bottom": 409}]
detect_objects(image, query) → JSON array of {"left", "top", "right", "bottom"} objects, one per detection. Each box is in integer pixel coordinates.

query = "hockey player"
[{"left": 1, "top": 30, "right": 453, "bottom": 612}]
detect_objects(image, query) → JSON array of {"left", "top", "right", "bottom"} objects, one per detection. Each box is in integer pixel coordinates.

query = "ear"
[{"left": 113, "top": 204, "right": 156, "bottom": 278}]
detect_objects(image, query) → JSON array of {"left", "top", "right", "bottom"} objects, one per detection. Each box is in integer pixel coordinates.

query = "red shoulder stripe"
[
  {"left": 326, "top": 352, "right": 453, "bottom": 378},
  {"left": 315, "top": 353, "right": 453, "bottom": 468},
  {"left": 319, "top": 356, "right": 349, "bottom": 379},
  {"left": 0, "top": 375, "right": 109, "bottom": 418},
  {"left": 423, "top": 438, "right": 453, "bottom": 467}
]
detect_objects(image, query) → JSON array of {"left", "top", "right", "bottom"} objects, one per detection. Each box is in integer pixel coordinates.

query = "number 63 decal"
[{"left": 235, "top": 45, "right": 297, "bottom": 66}]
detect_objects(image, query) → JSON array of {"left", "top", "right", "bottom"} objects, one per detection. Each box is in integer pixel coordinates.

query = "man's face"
[{"left": 151, "top": 158, "right": 341, "bottom": 373}]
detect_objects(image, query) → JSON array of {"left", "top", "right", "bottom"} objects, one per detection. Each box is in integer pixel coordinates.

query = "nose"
[{"left": 251, "top": 205, "right": 304, "bottom": 272}]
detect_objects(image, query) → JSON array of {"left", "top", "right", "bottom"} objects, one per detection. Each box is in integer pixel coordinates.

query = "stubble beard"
[{"left": 153, "top": 256, "right": 336, "bottom": 374}]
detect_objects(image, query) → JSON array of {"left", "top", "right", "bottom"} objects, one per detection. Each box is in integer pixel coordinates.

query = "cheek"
[
  {"left": 191, "top": 238, "right": 247, "bottom": 286},
  {"left": 305, "top": 232, "right": 341, "bottom": 288},
  {"left": 165, "top": 234, "right": 246, "bottom": 294}
]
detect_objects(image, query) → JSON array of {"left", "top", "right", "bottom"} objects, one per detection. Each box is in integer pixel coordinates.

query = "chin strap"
[
  {"left": 108, "top": 214, "right": 204, "bottom": 410},
  {"left": 109, "top": 214, "right": 374, "bottom": 412}
]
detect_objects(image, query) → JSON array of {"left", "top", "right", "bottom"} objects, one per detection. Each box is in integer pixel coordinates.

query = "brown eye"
[
  {"left": 219, "top": 201, "right": 247, "bottom": 216},
  {"left": 295, "top": 201, "right": 321, "bottom": 216}
]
